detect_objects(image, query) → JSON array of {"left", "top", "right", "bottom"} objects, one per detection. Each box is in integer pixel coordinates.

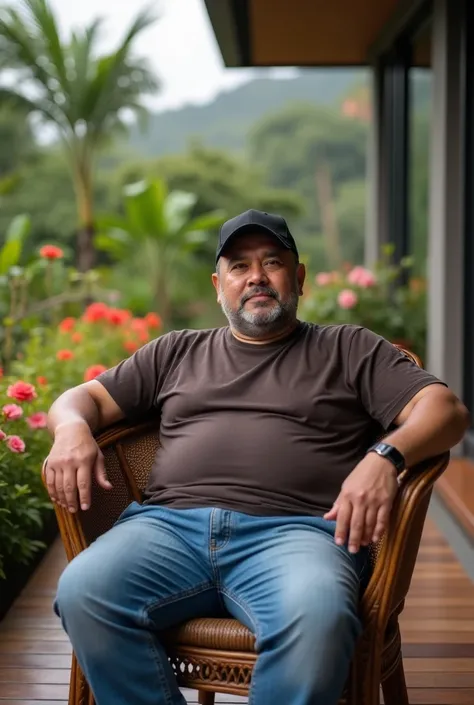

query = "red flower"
[
  {"left": 123, "top": 340, "right": 139, "bottom": 354},
  {"left": 56, "top": 349, "right": 74, "bottom": 361},
  {"left": 0, "top": 429, "right": 6, "bottom": 441},
  {"left": 83, "top": 364, "right": 107, "bottom": 382},
  {"left": 3, "top": 404, "right": 23, "bottom": 420},
  {"left": 39, "top": 245, "right": 64, "bottom": 260},
  {"left": 71, "top": 332, "right": 83, "bottom": 343},
  {"left": 0, "top": 367, "right": 3, "bottom": 378},
  {"left": 37, "top": 376, "right": 48, "bottom": 386},
  {"left": 82, "top": 302, "right": 110, "bottom": 323},
  {"left": 145, "top": 313, "right": 162, "bottom": 329},
  {"left": 107, "top": 308, "right": 132, "bottom": 325},
  {"left": 6, "top": 435, "right": 26, "bottom": 453},
  {"left": 138, "top": 330, "right": 150, "bottom": 343},
  {"left": 59, "top": 317, "right": 76, "bottom": 333},
  {"left": 7, "top": 381, "right": 37, "bottom": 402},
  {"left": 26, "top": 412, "right": 48, "bottom": 429},
  {"left": 130, "top": 317, "right": 148, "bottom": 332}
]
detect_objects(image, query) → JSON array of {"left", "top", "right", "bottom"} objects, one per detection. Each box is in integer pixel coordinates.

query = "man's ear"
[
  {"left": 297, "top": 262, "right": 306, "bottom": 296},
  {"left": 211, "top": 272, "right": 220, "bottom": 303}
]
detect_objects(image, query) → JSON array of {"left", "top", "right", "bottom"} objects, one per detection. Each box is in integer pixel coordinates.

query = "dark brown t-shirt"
[{"left": 97, "top": 323, "right": 442, "bottom": 517}]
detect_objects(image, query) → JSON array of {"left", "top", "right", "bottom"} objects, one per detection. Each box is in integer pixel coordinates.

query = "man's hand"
[
  {"left": 44, "top": 420, "right": 112, "bottom": 513},
  {"left": 324, "top": 453, "right": 399, "bottom": 553}
]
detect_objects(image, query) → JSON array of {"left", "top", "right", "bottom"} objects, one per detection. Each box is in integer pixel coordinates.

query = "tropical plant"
[
  {"left": 95, "top": 178, "right": 227, "bottom": 328},
  {"left": 0, "top": 0, "right": 159, "bottom": 271}
]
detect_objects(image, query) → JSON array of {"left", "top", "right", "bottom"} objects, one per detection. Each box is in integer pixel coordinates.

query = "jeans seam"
[
  {"left": 220, "top": 588, "right": 262, "bottom": 644},
  {"left": 143, "top": 582, "right": 215, "bottom": 620},
  {"left": 216, "top": 510, "right": 233, "bottom": 550},
  {"left": 221, "top": 589, "right": 261, "bottom": 705},
  {"left": 145, "top": 630, "right": 174, "bottom": 705}
]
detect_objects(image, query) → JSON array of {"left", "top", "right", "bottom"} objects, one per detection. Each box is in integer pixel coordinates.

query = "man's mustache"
[{"left": 240, "top": 287, "right": 279, "bottom": 305}]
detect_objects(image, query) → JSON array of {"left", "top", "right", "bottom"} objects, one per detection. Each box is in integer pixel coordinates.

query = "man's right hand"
[{"left": 44, "top": 420, "right": 112, "bottom": 513}]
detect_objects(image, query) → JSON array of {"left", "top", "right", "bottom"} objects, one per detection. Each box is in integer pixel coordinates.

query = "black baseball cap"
[{"left": 216, "top": 209, "right": 299, "bottom": 264}]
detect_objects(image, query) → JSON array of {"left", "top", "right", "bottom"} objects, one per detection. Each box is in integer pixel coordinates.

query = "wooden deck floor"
[{"left": 0, "top": 517, "right": 473, "bottom": 704}]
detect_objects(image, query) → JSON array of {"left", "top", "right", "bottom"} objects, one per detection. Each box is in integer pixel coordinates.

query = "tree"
[
  {"left": 113, "top": 143, "right": 304, "bottom": 222},
  {"left": 247, "top": 103, "right": 368, "bottom": 267},
  {"left": 0, "top": 0, "right": 158, "bottom": 270},
  {"left": 95, "top": 177, "right": 227, "bottom": 328}
]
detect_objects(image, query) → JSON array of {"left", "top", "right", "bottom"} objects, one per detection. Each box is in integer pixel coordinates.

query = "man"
[{"left": 46, "top": 209, "right": 469, "bottom": 705}]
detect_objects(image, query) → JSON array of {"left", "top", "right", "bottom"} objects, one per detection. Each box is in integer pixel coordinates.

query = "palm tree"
[{"left": 0, "top": 0, "right": 158, "bottom": 270}]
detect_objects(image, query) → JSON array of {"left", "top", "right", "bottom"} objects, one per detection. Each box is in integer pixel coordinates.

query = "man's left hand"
[{"left": 324, "top": 453, "right": 399, "bottom": 553}]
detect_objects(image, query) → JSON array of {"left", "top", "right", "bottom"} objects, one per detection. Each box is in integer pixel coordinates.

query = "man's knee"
[
  {"left": 54, "top": 551, "right": 96, "bottom": 624},
  {"left": 282, "top": 566, "right": 359, "bottom": 629}
]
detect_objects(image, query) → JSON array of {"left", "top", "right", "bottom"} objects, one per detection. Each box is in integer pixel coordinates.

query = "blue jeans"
[{"left": 54, "top": 502, "right": 369, "bottom": 705}]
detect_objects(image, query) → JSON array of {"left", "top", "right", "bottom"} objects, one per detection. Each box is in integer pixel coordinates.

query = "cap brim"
[{"left": 216, "top": 223, "right": 292, "bottom": 263}]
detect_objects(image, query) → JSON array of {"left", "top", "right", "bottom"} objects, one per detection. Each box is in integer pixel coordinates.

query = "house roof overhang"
[{"left": 203, "top": 0, "right": 431, "bottom": 67}]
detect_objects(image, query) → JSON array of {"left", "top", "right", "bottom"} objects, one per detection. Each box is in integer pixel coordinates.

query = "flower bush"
[
  {"left": 299, "top": 250, "right": 427, "bottom": 360},
  {"left": 0, "top": 301, "right": 163, "bottom": 581}
]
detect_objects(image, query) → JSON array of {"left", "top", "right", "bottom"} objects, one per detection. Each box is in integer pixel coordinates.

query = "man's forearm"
[
  {"left": 383, "top": 391, "right": 469, "bottom": 467},
  {"left": 47, "top": 386, "right": 100, "bottom": 437}
]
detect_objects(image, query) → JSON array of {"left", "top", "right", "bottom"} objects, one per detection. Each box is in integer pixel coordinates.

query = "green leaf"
[
  {"left": 0, "top": 214, "right": 31, "bottom": 275},
  {"left": 94, "top": 231, "right": 131, "bottom": 260},
  {"left": 123, "top": 178, "right": 167, "bottom": 239},
  {"left": 182, "top": 209, "right": 227, "bottom": 235},
  {"left": 164, "top": 190, "right": 198, "bottom": 235}
]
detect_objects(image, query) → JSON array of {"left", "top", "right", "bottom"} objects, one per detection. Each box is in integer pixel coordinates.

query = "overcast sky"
[{"left": 39, "top": 0, "right": 296, "bottom": 111}]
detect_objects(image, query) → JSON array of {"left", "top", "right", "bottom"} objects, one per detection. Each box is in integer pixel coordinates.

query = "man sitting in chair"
[{"left": 46, "top": 210, "right": 468, "bottom": 705}]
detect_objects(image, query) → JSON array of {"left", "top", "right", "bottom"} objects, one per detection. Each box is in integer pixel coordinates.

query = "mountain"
[{"left": 127, "top": 69, "right": 367, "bottom": 157}]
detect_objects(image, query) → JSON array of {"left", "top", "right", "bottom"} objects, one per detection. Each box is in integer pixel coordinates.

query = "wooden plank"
[{"left": 403, "top": 658, "right": 474, "bottom": 672}]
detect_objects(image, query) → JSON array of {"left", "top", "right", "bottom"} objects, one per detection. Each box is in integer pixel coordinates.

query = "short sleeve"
[
  {"left": 346, "top": 327, "right": 446, "bottom": 429},
  {"left": 95, "top": 333, "right": 173, "bottom": 421}
]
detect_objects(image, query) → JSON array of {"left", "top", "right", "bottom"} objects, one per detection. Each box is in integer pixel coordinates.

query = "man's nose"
[{"left": 247, "top": 263, "right": 269, "bottom": 285}]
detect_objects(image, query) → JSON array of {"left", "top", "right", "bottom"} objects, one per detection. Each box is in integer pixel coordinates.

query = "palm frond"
[
  {"left": 79, "top": 6, "right": 158, "bottom": 138},
  {"left": 0, "top": 4, "right": 73, "bottom": 132},
  {"left": 67, "top": 19, "right": 102, "bottom": 123},
  {"left": 0, "top": 1, "right": 159, "bottom": 144},
  {"left": 21, "top": 0, "right": 69, "bottom": 89}
]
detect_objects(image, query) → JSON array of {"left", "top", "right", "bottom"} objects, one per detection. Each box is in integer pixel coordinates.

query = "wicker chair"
[{"left": 45, "top": 346, "right": 450, "bottom": 705}]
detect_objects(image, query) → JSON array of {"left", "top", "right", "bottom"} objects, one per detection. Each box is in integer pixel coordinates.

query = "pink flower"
[
  {"left": 7, "top": 381, "right": 37, "bottom": 402},
  {"left": 26, "top": 412, "right": 48, "bottom": 429},
  {"left": 2, "top": 404, "right": 23, "bottom": 420},
  {"left": 338, "top": 289, "right": 358, "bottom": 309},
  {"left": 6, "top": 435, "right": 26, "bottom": 453},
  {"left": 0, "top": 429, "right": 6, "bottom": 441},
  {"left": 315, "top": 272, "right": 334, "bottom": 286},
  {"left": 347, "top": 266, "right": 377, "bottom": 288}
]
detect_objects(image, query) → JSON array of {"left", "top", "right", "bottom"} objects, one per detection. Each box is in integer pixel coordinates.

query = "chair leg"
[
  {"left": 198, "top": 691, "right": 215, "bottom": 705},
  {"left": 70, "top": 653, "right": 92, "bottom": 705},
  {"left": 381, "top": 657, "right": 409, "bottom": 705}
]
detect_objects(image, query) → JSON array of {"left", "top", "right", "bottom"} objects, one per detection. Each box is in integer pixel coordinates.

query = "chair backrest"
[{"left": 80, "top": 420, "right": 160, "bottom": 546}]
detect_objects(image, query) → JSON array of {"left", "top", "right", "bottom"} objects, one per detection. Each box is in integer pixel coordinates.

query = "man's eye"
[{"left": 265, "top": 259, "right": 281, "bottom": 266}]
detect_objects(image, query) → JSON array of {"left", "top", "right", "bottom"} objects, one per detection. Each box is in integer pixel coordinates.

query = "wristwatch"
[{"left": 367, "top": 441, "right": 406, "bottom": 473}]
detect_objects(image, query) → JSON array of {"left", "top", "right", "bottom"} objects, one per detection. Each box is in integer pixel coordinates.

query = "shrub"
[
  {"left": 0, "top": 302, "right": 163, "bottom": 580},
  {"left": 299, "top": 251, "right": 427, "bottom": 360}
]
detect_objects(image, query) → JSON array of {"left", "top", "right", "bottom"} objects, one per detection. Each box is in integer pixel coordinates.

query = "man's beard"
[{"left": 219, "top": 284, "right": 299, "bottom": 336}]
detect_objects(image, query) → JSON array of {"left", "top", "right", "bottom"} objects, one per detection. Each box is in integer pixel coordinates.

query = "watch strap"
[{"left": 367, "top": 441, "right": 405, "bottom": 473}]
